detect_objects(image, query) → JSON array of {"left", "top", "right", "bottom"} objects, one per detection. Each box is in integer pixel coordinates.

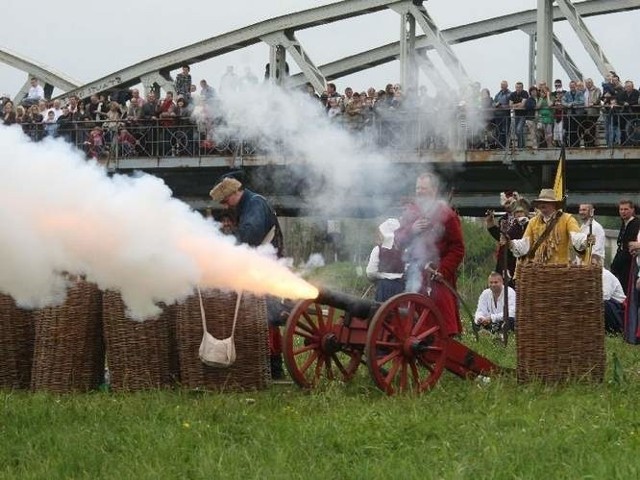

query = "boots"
[{"left": 270, "top": 354, "right": 285, "bottom": 380}]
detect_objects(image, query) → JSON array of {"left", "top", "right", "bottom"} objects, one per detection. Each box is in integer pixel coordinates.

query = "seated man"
[
  {"left": 474, "top": 272, "right": 516, "bottom": 334},
  {"left": 603, "top": 267, "right": 626, "bottom": 335}
]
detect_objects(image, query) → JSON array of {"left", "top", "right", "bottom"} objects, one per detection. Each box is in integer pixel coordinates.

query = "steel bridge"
[{"left": 2, "top": 0, "right": 639, "bottom": 216}]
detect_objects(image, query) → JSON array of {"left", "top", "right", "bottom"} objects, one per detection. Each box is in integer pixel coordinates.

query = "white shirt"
[
  {"left": 44, "top": 107, "right": 62, "bottom": 121},
  {"left": 474, "top": 287, "right": 516, "bottom": 324},
  {"left": 27, "top": 84, "right": 45, "bottom": 100},
  {"left": 579, "top": 218, "right": 605, "bottom": 261},
  {"left": 603, "top": 268, "right": 626, "bottom": 303},
  {"left": 366, "top": 246, "right": 403, "bottom": 281}
]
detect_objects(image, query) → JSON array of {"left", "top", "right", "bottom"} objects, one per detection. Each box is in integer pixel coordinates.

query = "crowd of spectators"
[
  {"left": 0, "top": 65, "right": 223, "bottom": 159},
  {"left": 305, "top": 71, "right": 640, "bottom": 149},
  {"left": 2, "top": 68, "right": 640, "bottom": 159}
]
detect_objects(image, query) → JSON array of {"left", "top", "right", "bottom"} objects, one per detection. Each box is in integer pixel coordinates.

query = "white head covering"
[{"left": 378, "top": 218, "right": 400, "bottom": 249}]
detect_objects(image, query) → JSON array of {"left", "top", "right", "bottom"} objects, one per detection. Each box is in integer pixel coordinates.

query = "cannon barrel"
[{"left": 315, "top": 287, "right": 379, "bottom": 319}]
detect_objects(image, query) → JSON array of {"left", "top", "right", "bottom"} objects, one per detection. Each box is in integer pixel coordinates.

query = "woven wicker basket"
[
  {"left": 175, "top": 290, "right": 271, "bottom": 392},
  {"left": 0, "top": 294, "right": 35, "bottom": 389},
  {"left": 516, "top": 263, "right": 605, "bottom": 384},
  {"left": 31, "top": 281, "right": 105, "bottom": 393},
  {"left": 102, "top": 291, "right": 179, "bottom": 392}
]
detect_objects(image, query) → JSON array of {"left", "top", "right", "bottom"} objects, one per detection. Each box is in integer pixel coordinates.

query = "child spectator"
[
  {"left": 84, "top": 126, "right": 105, "bottom": 159},
  {"left": 43, "top": 110, "right": 58, "bottom": 137},
  {"left": 117, "top": 127, "right": 137, "bottom": 157}
]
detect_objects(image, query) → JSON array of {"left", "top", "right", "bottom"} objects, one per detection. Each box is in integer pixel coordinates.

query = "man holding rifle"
[
  {"left": 505, "top": 188, "right": 592, "bottom": 265},
  {"left": 578, "top": 203, "right": 605, "bottom": 266}
]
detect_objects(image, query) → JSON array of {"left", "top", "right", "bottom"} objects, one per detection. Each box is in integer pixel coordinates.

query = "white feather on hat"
[
  {"left": 500, "top": 191, "right": 520, "bottom": 207},
  {"left": 378, "top": 218, "right": 400, "bottom": 249}
]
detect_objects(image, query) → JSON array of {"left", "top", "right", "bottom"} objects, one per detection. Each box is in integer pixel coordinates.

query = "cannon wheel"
[
  {"left": 282, "top": 299, "right": 362, "bottom": 389},
  {"left": 365, "top": 293, "right": 449, "bottom": 395}
]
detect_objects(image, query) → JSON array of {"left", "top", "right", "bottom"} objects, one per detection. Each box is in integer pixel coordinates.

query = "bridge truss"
[{"left": 1, "top": 0, "right": 637, "bottom": 101}]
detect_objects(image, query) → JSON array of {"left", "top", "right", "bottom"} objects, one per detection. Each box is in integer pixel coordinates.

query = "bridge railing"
[{"left": 17, "top": 108, "right": 640, "bottom": 162}]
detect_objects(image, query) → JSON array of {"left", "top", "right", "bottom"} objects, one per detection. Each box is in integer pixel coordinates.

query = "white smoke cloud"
[
  {"left": 298, "top": 253, "right": 326, "bottom": 275},
  {"left": 203, "top": 82, "right": 410, "bottom": 216},
  {"left": 0, "top": 126, "right": 315, "bottom": 319}
]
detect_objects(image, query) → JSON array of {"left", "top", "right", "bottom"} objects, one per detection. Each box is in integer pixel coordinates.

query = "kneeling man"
[{"left": 474, "top": 272, "right": 516, "bottom": 334}]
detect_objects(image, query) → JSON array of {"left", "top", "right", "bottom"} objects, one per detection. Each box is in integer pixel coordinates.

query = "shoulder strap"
[
  {"left": 197, "top": 286, "right": 242, "bottom": 339},
  {"left": 262, "top": 226, "right": 276, "bottom": 245},
  {"left": 526, "top": 211, "right": 562, "bottom": 259}
]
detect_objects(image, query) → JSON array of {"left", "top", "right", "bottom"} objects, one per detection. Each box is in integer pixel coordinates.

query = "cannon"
[{"left": 282, "top": 289, "right": 503, "bottom": 395}]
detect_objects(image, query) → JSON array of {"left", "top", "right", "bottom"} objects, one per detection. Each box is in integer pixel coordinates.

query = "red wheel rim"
[
  {"left": 366, "top": 293, "right": 448, "bottom": 395},
  {"left": 282, "top": 300, "right": 362, "bottom": 388}
]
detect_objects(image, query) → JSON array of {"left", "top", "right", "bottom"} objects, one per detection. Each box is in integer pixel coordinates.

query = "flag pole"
[{"left": 553, "top": 145, "right": 567, "bottom": 211}]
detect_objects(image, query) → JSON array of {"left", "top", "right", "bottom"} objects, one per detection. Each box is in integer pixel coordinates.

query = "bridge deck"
[{"left": 107, "top": 147, "right": 640, "bottom": 217}]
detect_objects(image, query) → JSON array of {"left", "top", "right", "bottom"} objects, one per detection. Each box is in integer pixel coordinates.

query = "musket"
[
  {"left": 499, "top": 223, "right": 512, "bottom": 347},
  {"left": 584, "top": 207, "right": 595, "bottom": 265},
  {"left": 424, "top": 264, "right": 478, "bottom": 340}
]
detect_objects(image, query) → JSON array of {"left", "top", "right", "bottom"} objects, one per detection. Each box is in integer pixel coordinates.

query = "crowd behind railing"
[{"left": 2, "top": 68, "right": 640, "bottom": 160}]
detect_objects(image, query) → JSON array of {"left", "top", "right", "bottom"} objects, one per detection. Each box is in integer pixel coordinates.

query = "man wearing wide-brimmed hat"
[
  {"left": 210, "top": 175, "right": 286, "bottom": 378},
  {"left": 506, "top": 188, "right": 591, "bottom": 265}
]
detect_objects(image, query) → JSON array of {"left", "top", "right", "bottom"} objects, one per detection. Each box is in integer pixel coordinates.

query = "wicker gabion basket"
[
  {"left": 102, "top": 291, "right": 179, "bottom": 392},
  {"left": 0, "top": 294, "right": 35, "bottom": 390},
  {"left": 175, "top": 290, "right": 271, "bottom": 392},
  {"left": 516, "top": 263, "right": 605, "bottom": 384},
  {"left": 31, "top": 281, "right": 105, "bottom": 393}
]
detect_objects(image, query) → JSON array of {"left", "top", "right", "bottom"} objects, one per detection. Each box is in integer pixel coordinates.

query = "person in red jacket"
[{"left": 394, "top": 172, "right": 465, "bottom": 336}]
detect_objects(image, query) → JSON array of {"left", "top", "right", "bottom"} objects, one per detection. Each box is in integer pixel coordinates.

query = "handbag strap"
[{"left": 196, "top": 286, "right": 243, "bottom": 339}]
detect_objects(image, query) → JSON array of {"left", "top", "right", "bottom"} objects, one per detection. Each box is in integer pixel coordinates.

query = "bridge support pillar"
[
  {"left": 536, "top": 0, "right": 553, "bottom": 86},
  {"left": 268, "top": 44, "right": 288, "bottom": 87},
  {"left": 528, "top": 32, "right": 536, "bottom": 88},
  {"left": 401, "top": 2, "right": 471, "bottom": 90},
  {"left": 399, "top": 11, "right": 418, "bottom": 95},
  {"left": 263, "top": 31, "right": 325, "bottom": 93}
]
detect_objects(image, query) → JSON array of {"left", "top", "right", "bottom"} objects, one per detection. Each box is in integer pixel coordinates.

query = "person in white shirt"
[
  {"left": 578, "top": 203, "right": 606, "bottom": 265},
  {"left": 474, "top": 272, "right": 516, "bottom": 333},
  {"left": 602, "top": 267, "right": 625, "bottom": 334},
  {"left": 23, "top": 77, "right": 45, "bottom": 107},
  {"left": 366, "top": 218, "right": 405, "bottom": 302}
]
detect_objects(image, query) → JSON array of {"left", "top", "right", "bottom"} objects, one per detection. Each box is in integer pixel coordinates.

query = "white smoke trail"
[
  {"left": 0, "top": 126, "right": 316, "bottom": 319},
  {"left": 205, "top": 82, "right": 410, "bottom": 216}
]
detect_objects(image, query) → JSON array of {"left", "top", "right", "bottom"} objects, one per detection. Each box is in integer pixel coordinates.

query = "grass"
[
  {"left": 3, "top": 220, "right": 638, "bottom": 479},
  {"left": 2, "top": 334, "right": 639, "bottom": 480}
]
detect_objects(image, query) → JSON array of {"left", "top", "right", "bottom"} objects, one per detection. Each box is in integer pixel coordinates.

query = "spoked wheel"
[
  {"left": 366, "top": 293, "right": 449, "bottom": 395},
  {"left": 282, "top": 300, "right": 362, "bottom": 389}
]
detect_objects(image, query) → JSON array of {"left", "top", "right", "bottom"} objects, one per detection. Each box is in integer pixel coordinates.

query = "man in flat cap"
[
  {"left": 506, "top": 188, "right": 591, "bottom": 265},
  {"left": 210, "top": 176, "right": 286, "bottom": 378},
  {"left": 210, "top": 177, "right": 284, "bottom": 256}
]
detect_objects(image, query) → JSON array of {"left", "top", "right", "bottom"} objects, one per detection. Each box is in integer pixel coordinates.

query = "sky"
[{"left": 1, "top": 0, "right": 639, "bottom": 98}]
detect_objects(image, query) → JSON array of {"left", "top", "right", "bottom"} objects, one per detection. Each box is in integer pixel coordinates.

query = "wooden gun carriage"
[{"left": 283, "top": 289, "right": 503, "bottom": 395}]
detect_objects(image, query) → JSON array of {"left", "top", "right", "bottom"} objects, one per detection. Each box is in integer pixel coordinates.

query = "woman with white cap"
[{"left": 366, "top": 218, "right": 405, "bottom": 302}]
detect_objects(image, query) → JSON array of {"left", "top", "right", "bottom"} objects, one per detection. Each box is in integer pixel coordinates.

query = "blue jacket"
[{"left": 236, "top": 189, "right": 284, "bottom": 257}]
